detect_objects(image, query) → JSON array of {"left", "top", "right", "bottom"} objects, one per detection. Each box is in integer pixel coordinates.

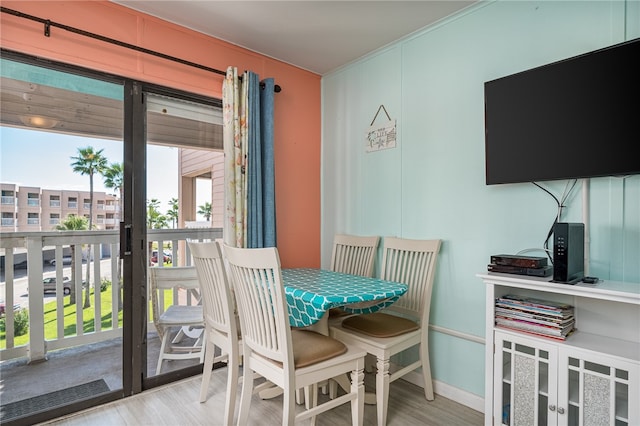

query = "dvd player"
[
  {"left": 490, "top": 254, "right": 548, "bottom": 269},
  {"left": 487, "top": 263, "right": 553, "bottom": 277}
]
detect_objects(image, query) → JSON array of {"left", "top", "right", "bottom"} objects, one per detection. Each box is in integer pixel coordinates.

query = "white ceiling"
[{"left": 111, "top": 1, "right": 478, "bottom": 75}]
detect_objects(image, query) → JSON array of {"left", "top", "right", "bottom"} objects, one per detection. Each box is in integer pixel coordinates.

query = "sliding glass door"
[{"left": 0, "top": 52, "right": 223, "bottom": 424}]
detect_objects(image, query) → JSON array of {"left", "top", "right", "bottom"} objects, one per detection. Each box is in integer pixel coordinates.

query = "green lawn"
[
  {"left": 1, "top": 282, "right": 174, "bottom": 350},
  {"left": 0, "top": 286, "right": 124, "bottom": 349}
]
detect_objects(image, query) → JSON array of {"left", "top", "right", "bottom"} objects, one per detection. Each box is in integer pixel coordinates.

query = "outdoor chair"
[{"left": 149, "top": 266, "right": 205, "bottom": 375}]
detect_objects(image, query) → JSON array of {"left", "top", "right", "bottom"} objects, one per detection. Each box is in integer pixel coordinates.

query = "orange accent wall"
[{"left": 1, "top": 1, "right": 321, "bottom": 268}]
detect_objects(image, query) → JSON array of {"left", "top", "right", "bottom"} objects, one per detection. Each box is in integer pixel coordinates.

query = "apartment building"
[{"left": 0, "top": 182, "right": 119, "bottom": 232}]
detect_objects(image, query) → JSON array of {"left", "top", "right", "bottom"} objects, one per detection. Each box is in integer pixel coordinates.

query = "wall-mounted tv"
[{"left": 484, "top": 38, "right": 640, "bottom": 185}]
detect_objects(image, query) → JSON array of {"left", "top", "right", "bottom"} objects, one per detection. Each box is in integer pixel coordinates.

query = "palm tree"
[
  {"left": 102, "top": 162, "right": 124, "bottom": 310},
  {"left": 55, "top": 215, "right": 89, "bottom": 305},
  {"left": 167, "top": 197, "right": 179, "bottom": 229},
  {"left": 147, "top": 198, "right": 169, "bottom": 229},
  {"left": 197, "top": 201, "right": 212, "bottom": 221},
  {"left": 71, "top": 146, "right": 108, "bottom": 308},
  {"left": 147, "top": 199, "right": 169, "bottom": 264}
]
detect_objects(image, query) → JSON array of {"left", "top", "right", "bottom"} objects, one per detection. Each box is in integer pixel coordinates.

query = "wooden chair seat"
[
  {"left": 341, "top": 312, "right": 419, "bottom": 338},
  {"left": 291, "top": 329, "right": 347, "bottom": 368}
]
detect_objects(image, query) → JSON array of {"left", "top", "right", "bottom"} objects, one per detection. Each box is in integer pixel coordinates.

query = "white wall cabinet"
[{"left": 479, "top": 274, "right": 640, "bottom": 426}]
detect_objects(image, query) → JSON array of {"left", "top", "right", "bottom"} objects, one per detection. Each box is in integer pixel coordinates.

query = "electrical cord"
[{"left": 532, "top": 179, "right": 578, "bottom": 265}]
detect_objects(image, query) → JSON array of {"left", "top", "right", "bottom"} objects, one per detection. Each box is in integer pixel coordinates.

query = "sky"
[{"left": 0, "top": 126, "right": 210, "bottom": 217}]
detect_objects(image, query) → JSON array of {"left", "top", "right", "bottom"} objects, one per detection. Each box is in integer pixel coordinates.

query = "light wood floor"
[{"left": 40, "top": 369, "right": 483, "bottom": 426}]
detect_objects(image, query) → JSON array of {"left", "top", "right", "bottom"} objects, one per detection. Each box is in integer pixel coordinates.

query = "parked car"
[
  {"left": 0, "top": 300, "right": 20, "bottom": 317},
  {"left": 48, "top": 256, "right": 73, "bottom": 266},
  {"left": 42, "top": 277, "right": 72, "bottom": 295},
  {"left": 151, "top": 250, "right": 172, "bottom": 264}
]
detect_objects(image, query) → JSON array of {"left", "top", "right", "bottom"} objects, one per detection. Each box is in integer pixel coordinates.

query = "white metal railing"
[
  {"left": 1, "top": 218, "right": 15, "bottom": 226},
  {"left": 27, "top": 199, "right": 40, "bottom": 207},
  {"left": 1, "top": 196, "right": 15, "bottom": 205},
  {"left": 27, "top": 218, "right": 40, "bottom": 225},
  {"left": 0, "top": 227, "right": 222, "bottom": 363},
  {"left": 50, "top": 200, "right": 61, "bottom": 207},
  {"left": 67, "top": 202, "right": 77, "bottom": 208}
]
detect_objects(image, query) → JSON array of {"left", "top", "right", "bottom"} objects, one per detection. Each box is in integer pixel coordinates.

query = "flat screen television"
[{"left": 484, "top": 38, "right": 640, "bottom": 185}]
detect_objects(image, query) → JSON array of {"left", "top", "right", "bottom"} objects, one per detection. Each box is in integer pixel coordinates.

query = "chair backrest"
[
  {"left": 148, "top": 266, "right": 201, "bottom": 336},
  {"left": 187, "top": 241, "right": 237, "bottom": 338},
  {"left": 223, "top": 245, "right": 293, "bottom": 369},
  {"left": 379, "top": 237, "right": 441, "bottom": 325},
  {"left": 330, "top": 234, "right": 380, "bottom": 278}
]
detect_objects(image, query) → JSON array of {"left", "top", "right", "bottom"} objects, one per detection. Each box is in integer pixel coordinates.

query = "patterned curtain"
[{"left": 223, "top": 67, "right": 276, "bottom": 248}]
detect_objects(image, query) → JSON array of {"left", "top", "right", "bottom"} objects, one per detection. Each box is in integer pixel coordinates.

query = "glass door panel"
[
  {"left": 143, "top": 91, "right": 223, "bottom": 380},
  {"left": 0, "top": 57, "right": 124, "bottom": 423}
]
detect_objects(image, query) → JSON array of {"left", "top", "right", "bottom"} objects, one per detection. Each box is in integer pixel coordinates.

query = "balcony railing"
[
  {"left": 1, "top": 218, "right": 15, "bottom": 226},
  {"left": 27, "top": 199, "right": 40, "bottom": 207},
  {"left": 0, "top": 227, "right": 221, "bottom": 363},
  {"left": 49, "top": 200, "right": 61, "bottom": 207},
  {"left": 1, "top": 196, "right": 15, "bottom": 205}
]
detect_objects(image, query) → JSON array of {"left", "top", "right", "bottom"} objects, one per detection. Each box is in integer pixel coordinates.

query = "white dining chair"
[
  {"left": 223, "top": 244, "right": 366, "bottom": 426},
  {"left": 330, "top": 237, "right": 442, "bottom": 426},
  {"left": 328, "top": 234, "right": 380, "bottom": 320},
  {"left": 330, "top": 234, "right": 380, "bottom": 278},
  {"left": 149, "top": 266, "right": 205, "bottom": 375},
  {"left": 187, "top": 240, "right": 241, "bottom": 425}
]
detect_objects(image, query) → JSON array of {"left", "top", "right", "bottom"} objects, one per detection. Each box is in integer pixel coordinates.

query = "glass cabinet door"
[{"left": 494, "top": 330, "right": 558, "bottom": 426}]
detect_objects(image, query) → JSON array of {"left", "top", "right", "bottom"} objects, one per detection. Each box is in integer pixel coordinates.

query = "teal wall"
[{"left": 321, "top": 0, "right": 640, "bottom": 399}]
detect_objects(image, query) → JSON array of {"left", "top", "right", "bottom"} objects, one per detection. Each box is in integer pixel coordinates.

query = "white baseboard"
[{"left": 401, "top": 370, "right": 484, "bottom": 413}]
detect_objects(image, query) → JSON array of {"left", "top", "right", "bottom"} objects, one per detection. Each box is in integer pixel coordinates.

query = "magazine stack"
[{"left": 495, "top": 294, "right": 575, "bottom": 340}]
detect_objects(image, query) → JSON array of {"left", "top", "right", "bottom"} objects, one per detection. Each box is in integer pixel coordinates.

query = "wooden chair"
[
  {"left": 187, "top": 240, "right": 240, "bottom": 426},
  {"left": 330, "top": 237, "right": 442, "bottom": 426},
  {"left": 328, "top": 234, "right": 380, "bottom": 319},
  {"left": 149, "top": 266, "right": 205, "bottom": 375},
  {"left": 223, "top": 244, "right": 366, "bottom": 426},
  {"left": 330, "top": 234, "right": 380, "bottom": 277}
]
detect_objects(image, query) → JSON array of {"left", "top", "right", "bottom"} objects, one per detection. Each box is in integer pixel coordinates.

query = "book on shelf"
[
  {"left": 495, "top": 323, "right": 576, "bottom": 341},
  {"left": 495, "top": 294, "right": 574, "bottom": 317},
  {"left": 495, "top": 308, "right": 574, "bottom": 327},
  {"left": 494, "top": 294, "right": 575, "bottom": 340},
  {"left": 495, "top": 316, "right": 574, "bottom": 337}
]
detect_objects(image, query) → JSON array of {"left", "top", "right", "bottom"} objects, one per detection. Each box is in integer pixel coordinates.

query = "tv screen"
[{"left": 484, "top": 38, "right": 640, "bottom": 185}]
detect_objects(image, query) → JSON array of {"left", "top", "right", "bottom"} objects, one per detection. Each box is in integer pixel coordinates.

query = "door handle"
[{"left": 120, "top": 222, "right": 132, "bottom": 256}]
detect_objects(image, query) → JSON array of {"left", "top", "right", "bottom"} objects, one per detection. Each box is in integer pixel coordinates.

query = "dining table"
[
  {"left": 257, "top": 267, "right": 408, "bottom": 404},
  {"left": 282, "top": 268, "right": 408, "bottom": 333}
]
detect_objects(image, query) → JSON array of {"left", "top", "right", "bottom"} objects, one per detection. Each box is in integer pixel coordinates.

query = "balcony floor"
[{"left": 0, "top": 332, "right": 200, "bottom": 407}]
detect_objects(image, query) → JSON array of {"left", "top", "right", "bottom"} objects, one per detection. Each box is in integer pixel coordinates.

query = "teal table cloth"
[{"left": 282, "top": 268, "right": 408, "bottom": 328}]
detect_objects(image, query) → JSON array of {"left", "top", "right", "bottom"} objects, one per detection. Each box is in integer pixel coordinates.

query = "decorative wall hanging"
[{"left": 366, "top": 104, "right": 396, "bottom": 153}]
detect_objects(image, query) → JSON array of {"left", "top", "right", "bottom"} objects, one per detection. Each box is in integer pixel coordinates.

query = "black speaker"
[{"left": 553, "top": 222, "right": 585, "bottom": 284}]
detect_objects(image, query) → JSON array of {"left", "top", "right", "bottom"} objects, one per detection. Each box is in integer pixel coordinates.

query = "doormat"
[{"left": 0, "top": 379, "right": 110, "bottom": 423}]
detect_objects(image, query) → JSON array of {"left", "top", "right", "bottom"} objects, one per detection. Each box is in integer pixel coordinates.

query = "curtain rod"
[{"left": 1, "top": 6, "right": 282, "bottom": 93}]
